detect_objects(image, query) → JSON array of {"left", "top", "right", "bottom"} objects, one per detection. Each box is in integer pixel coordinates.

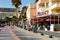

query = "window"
[
  {"left": 46, "top": 3, "right": 49, "bottom": 7},
  {"left": 39, "top": 3, "right": 44, "bottom": 7}
]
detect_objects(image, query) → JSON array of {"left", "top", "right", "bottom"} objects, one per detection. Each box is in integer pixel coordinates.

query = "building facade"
[
  {"left": 0, "top": 8, "right": 16, "bottom": 19},
  {"left": 26, "top": 3, "right": 37, "bottom": 24},
  {"left": 36, "top": 0, "right": 60, "bottom": 31},
  {"left": 26, "top": 0, "right": 60, "bottom": 31}
]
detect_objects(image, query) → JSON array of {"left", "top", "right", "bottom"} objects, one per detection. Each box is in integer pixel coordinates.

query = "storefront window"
[{"left": 39, "top": 2, "right": 49, "bottom": 8}]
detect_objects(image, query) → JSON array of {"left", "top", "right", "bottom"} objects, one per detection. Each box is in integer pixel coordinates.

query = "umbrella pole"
[
  {"left": 54, "top": 14, "right": 55, "bottom": 24},
  {"left": 50, "top": 15, "right": 51, "bottom": 26},
  {"left": 58, "top": 15, "right": 59, "bottom": 24}
]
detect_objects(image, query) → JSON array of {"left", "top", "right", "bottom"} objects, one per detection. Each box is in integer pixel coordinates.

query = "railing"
[
  {"left": 49, "top": 2, "right": 56, "bottom": 7},
  {"left": 39, "top": 6, "right": 48, "bottom": 8},
  {"left": 49, "top": 2, "right": 60, "bottom": 7}
]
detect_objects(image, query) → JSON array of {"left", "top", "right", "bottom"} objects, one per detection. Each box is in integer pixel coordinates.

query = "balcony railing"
[{"left": 49, "top": 2, "right": 60, "bottom": 9}]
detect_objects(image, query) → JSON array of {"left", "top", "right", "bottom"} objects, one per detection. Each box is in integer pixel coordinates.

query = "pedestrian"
[
  {"left": 47, "top": 25, "right": 50, "bottom": 31},
  {"left": 43, "top": 25, "right": 45, "bottom": 31},
  {"left": 40, "top": 25, "right": 44, "bottom": 30},
  {"left": 32, "top": 25, "right": 35, "bottom": 32},
  {"left": 37, "top": 25, "right": 40, "bottom": 31}
]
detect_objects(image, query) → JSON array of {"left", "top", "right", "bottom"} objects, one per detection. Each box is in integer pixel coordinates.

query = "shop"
[{"left": 31, "top": 13, "right": 60, "bottom": 31}]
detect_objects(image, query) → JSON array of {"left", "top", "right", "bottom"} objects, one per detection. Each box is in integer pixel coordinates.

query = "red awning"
[
  {"left": 39, "top": 19, "right": 44, "bottom": 22},
  {"left": 32, "top": 18, "right": 45, "bottom": 23},
  {"left": 32, "top": 19, "right": 39, "bottom": 23}
]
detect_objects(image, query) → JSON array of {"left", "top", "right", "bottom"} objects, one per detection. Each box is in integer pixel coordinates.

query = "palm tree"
[
  {"left": 11, "top": 16, "right": 18, "bottom": 25},
  {"left": 22, "top": 13, "right": 27, "bottom": 22},
  {"left": 22, "top": 6, "right": 28, "bottom": 22},
  {"left": 35, "top": 0, "right": 39, "bottom": 3},
  {"left": 19, "top": 14, "right": 23, "bottom": 27},
  {"left": 19, "top": 14, "right": 22, "bottom": 21},
  {"left": 19, "top": 6, "right": 28, "bottom": 28},
  {"left": 11, "top": 0, "right": 21, "bottom": 18},
  {"left": 5, "top": 17, "right": 11, "bottom": 25}
]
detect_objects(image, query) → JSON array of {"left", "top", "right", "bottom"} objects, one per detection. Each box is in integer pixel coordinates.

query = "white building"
[{"left": 0, "top": 8, "right": 16, "bottom": 19}]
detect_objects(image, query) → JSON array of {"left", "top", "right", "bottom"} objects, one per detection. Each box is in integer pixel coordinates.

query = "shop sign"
[{"left": 37, "top": 11, "right": 47, "bottom": 16}]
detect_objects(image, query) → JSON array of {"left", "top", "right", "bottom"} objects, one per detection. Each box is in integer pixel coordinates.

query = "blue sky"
[{"left": 0, "top": 0, "right": 35, "bottom": 8}]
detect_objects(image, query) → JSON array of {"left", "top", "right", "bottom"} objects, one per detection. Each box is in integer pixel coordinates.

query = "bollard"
[
  {"left": 49, "top": 35, "right": 53, "bottom": 38},
  {"left": 0, "top": 29, "right": 1, "bottom": 31},
  {"left": 41, "top": 33, "right": 44, "bottom": 35}
]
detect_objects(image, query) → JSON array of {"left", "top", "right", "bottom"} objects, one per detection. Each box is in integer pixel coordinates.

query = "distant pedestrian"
[
  {"left": 40, "top": 25, "right": 44, "bottom": 30},
  {"left": 43, "top": 25, "right": 45, "bottom": 31},
  {"left": 38, "top": 26, "right": 40, "bottom": 31},
  {"left": 32, "top": 25, "right": 35, "bottom": 32},
  {"left": 47, "top": 25, "right": 50, "bottom": 31}
]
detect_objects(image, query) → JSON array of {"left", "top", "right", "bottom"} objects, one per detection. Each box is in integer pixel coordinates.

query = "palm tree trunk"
[
  {"left": 16, "top": 8, "right": 19, "bottom": 18},
  {"left": 22, "top": 19, "right": 24, "bottom": 29}
]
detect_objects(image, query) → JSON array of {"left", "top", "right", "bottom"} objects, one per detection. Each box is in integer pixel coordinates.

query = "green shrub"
[{"left": 44, "top": 23, "right": 48, "bottom": 28}]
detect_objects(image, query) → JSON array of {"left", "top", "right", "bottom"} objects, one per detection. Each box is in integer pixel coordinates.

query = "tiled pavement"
[
  {"left": 14, "top": 26, "right": 60, "bottom": 40},
  {"left": 13, "top": 26, "right": 48, "bottom": 40},
  {"left": 0, "top": 26, "right": 15, "bottom": 40},
  {"left": 0, "top": 26, "right": 47, "bottom": 40},
  {"left": 0, "top": 25, "right": 60, "bottom": 40},
  {"left": 37, "top": 33, "right": 60, "bottom": 40}
]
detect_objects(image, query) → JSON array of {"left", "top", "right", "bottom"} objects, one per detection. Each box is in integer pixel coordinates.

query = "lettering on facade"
[{"left": 38, "top": 11, "right": 47, "bottom": 16}]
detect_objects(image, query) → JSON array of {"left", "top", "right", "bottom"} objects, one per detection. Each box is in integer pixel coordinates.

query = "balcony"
[
  {"left": 49, "top": 3, "right": 60, "bottom": 9},
  {"left": 38, "top": 3, "right": 49, "bottom": 10},
  {"left": 52, "top": 12, "right": 60, "bottom": 15},
  {"left": 38, "top": 6, "right": 48, "bottom": 11},
  {"left": 52, "top": 0, "right": 60, "bottom": 2}
]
